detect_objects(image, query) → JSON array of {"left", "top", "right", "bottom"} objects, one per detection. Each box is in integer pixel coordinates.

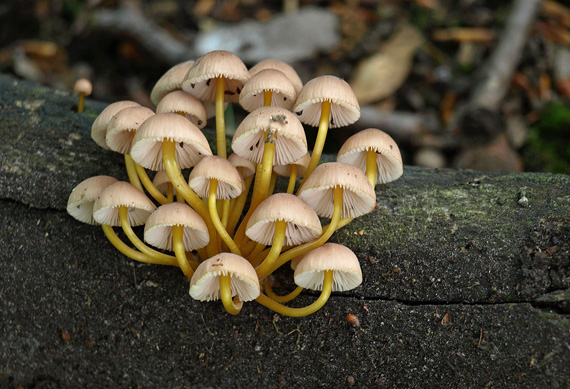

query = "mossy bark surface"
[{"left": 1, "top": 75, "right": 569, "bottom": 387}]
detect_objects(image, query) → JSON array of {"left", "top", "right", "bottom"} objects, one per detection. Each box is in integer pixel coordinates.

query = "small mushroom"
[
  {"left": 190, "top": 253, "right": 260, "bottom": 315},
  {"left": 73, "top": 78, "right": 92, "bottom": 113}
]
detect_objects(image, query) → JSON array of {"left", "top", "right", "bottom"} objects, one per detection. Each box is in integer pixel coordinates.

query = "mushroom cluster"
[{"left": 67, "top": 50, "right": 403, "bottom": 317}]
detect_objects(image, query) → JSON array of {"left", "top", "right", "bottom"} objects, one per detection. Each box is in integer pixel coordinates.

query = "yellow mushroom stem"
[
  {"left": 221, "top": 199, "right": 231, "bottom": 228},
  {"left": 101, "top": 225, "right": 177, "bottom": 266},
  {"left": 234, "top": 129, "right": 277, "bottom": 248},
  {"left": 255, "top": 270, "right": 333, "bottom": 317},
  {"left": 366, "top": 149, "right": 378, "bottom": 187},
  {"left": 134, "top": 163, "right": 169, "bottom": 204},
  {"left": 286, "top": 164, "right": 298, "bottom": 194},
  {"left": 216, "top": 77, "right": 227, "bottom": 158},
  {"left": 247, "top": 242, "right": 266, "bottom": 265},
  {"left": 77, "top": 93, "right": 86, "bottom": 113},
  {"left": 118, "top": 206, "right": 178, "bottom": 265},
  {"left": 209, "top": 180, "right": 241, "bottom": 256},
  {"left": 261, "top": 187, "right": 343, "bottom": 278},
  {"left": 296, "top": 100, "right": 331, "bottom": 194},
  {"left": 226, "top": 175, "right": 253, "bottom": 236},
  {"left": 219, "top": 274, "right": 243, "bottom": 315},
  {"left": 124, "top": 154, "right": 144, "bottom": 192},
  {"left": 172, "top": 225, "right": 198, "bottom": 279},
  {"left": 162, "top": 140, "right": 218, "bottom": 257},
  {"left": 267, "top": 171, "right": 278, "bottom": 197},
  {"left": 264, "top": 278, "right": 304, "bottom": 303},
  {"left": 166, "top": 183, "right": 174, "bottom": 203},
  {"left": 264, "top": 90, "right": 272, "bottom": 107},
  {"left": 255, "top": 220, "right": 287, "bottom": 278}
]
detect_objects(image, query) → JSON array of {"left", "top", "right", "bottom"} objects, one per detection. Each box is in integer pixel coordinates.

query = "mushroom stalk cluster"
[{"left": 67, "top": 50, "right": 403, "bottom": 317}]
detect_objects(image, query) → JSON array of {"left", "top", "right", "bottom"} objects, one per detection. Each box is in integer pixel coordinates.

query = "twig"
[
  {"left": 90, "top": 1, "right": 194, "bottom": 65},
  {"left": 469, "top": 0, "right": 542, "bottom": 110}
]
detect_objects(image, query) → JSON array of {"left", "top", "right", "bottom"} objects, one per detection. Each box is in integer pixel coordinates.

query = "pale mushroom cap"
[
  {"left": 74, "top": 78, "right": 92, "bottom": 95},
  {"left": 181, "top": 50, "right": 249, "bottom": 103},
  {"left": 298, "top": 162, "right": 376, "bottom": 218},
  {"left": 246, "top": 193, "right": 322, "bottom": 246},
  {"left": 130, "top": 113, "right": 212, "bottom": 171},
  {"left": 92, "top": 181, "right": 156, "bottom": 227},
  {"left": 144, "top": 202, "right": 209, "bottom": 251},
  {"left": 231, "top": 106, "right": 307, "bottom": 166},
  {"left": 239, "top": 69, "right": 296, "bottom": 112},
  {"left": 188, "top": 156, "right": 243, "bottom": 199},
  {"left": 150, "top": 60, "right": 195, "bottom": 105},
  {"left": 106, "top": 106, "right": 155, "bottom": 154},
  {"left": 67, "top": 175, "right": 119, "bottom": 225},
  {"left": 293, "top": 75, "right": 360, "bottom": 128},
  {"left": 337, "top": 128, "right": 404, "bottom": 184},
  {"left": 156, "top": 90, "right": 207, "bottom": 129},
  {"left": 189, "top": 253, "right": 260, "bottom": 302},
  {"left": 249, "top": 59, "right": 303, "bottom": 94},
  {"left": 91, "top": 100, "right": 141, "bottom": 150},
  {"left": 227, "top": 153, "right": 256, "bottom": 178},
  {"left": 294, "top": 243, "right": 362, "bottom": 292},
  {"left": 274, "top": 152, "right": 310, "bottom": 178},
  {"left": 152, "top": 170, "right": 175, "bottom": 196}
]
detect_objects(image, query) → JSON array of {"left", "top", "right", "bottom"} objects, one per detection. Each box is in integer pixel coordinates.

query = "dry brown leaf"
[
  {"left": 542, "top": 0, "right": 570, "bottom": 29},
  {"left": 350, "top": 25, "right": 424, "bottom": 104}
]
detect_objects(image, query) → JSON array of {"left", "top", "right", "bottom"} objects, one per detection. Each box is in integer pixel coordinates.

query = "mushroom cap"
[
  {"left": 292, "top": 75, "right": 360, "bottom": 128},
  {"left": 273, "top": 152, "right": 310, "bottom": 178},
  {"left": 227, "top": 153, "right": 256, "bottom": 178},
  {"left": 144, "top": 202, "right": 209, "bottom": 251},
  {"left": 130, "top": 113, "right": 212, "bottom": 171},
  {"left": 249, "top": 59, "right": 303, "bottom": 94},
  {"left": 152, "top": 170, "right": 175, "bottom": 196},
  {"left": 239, "top": 69, "right": 296, "bottom": 112},
  {"left": 189, "top": 253, "right": 260, "bottom": 302},
  {"left": 74, "top": 78, "right": 92, "bottom": 95},
  {"left": 92, "top": 181, "right": 156, "bottom": 227},
  {"left": 106, "top": 106, "right": 155, "bottom": 154},
  {"left": 294, "top": 243, "right": 362, "bottom": 292},
  {"left": 188, "top": 156, "right": 243, "bottom": 199},
  {"left": 156, "top": 90, "right": 207, "bottom": 129},
  {"left": 246, "top": 193, "right": 322, "bottom": 246},
  {"left": 298, "top": 162, "right": 376, "bottom": 218},
  {"left": 231, "top": 106, "right": 307, "bottom": 166},
  {"left": 91, "top": 100, "right": 141, "bottom": 150},
  {"left": 67, "top": 175, "right": 119, "bottom": 225},
  {"left": 337, "top": 128, "right": 403, "bottom": 184},
  {"left": 150, "top": 60, "right": 195, "bottom": 105},
  {"left": 181, "top": 50, "right": 249, "bottom": 103}
]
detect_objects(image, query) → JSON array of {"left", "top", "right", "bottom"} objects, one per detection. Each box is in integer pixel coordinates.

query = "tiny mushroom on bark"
[
  {"left": 239, "top": 69, "right": 296, "bottom": 111},
  {"left": 74, "top": 78, "right": 92, "bottom": 113}
]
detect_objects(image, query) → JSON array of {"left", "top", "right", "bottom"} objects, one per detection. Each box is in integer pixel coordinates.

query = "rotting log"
[{"left": 1, "top": 75, "right": 569, "bottom": 388}]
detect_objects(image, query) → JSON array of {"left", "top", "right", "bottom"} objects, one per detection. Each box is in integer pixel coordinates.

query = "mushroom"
[
  {"left": 182, "top": 50, "right": 250, "bottom": 158},
  {"left": 337, "top": 128, "right": 403, "bottom": 186},
  {"left": 74, "top": 78, "right": 92, "bottom": 113},
  {"left": 239, "top": 69, "right": 296, "bottom": 111},
  {"left": 230, "top": 106, "right": 307, "bottom": 248},
  {"left": 255, "top": 243, "right": 362, "bottom": 317},
  {"left": 156, "top": 90, "right": 207, "bottom": 129},
  {"left": 190, "top": 253, "right": 260, "bottom": 315},
  {"left": 150, "top": 60, "right": 195, "bottom": 105},
  {"left": 130, "top": 112, "right": 217, "bottom": 257},
  {"left": 152, "top": 170, "right": 176, "bottom": 203},
  {"left": 91, "top": 100, "right": 140, "bottom": 150},
  {"left": 274, "top": 152, "right": 310, "bottom": 194},
  {"left": 67, "top": 175, "right": 168, "bottom": 265},
  {"left": 246, "top": 193, "right": 322, "bottom": 278},
  {"left": 188, "top": 155, "right": 244, "bottom": 256},
  {"left": 106, "top": 106, "right": 165, "bottom": 202},
  {"left": 248, "top": 59, "right": 303, "bottom": 95},
  {"left": 144, "top": 202, "right": 209, "bottom": 277},
  {"left": 226, "top": 153, "right": 256, "bottom": 236},
  {"left": 92, "top": 181, "right": 177, "bottom": 266},
  {"left": 292, "top": 75, "right": 360, "bottom": 192},
  {"left": 271, "top": 162, "right": 375, "bottom": 272}
]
